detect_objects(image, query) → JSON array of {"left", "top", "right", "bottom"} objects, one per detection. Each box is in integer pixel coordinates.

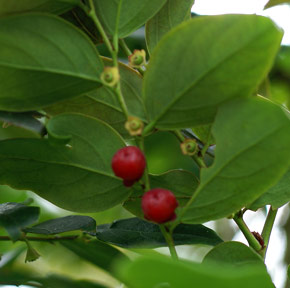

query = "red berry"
[
  {"left": 111, "top": 146, "right": 146, "bottom": 186},
  {"left": 141, "top": 188, "right": 178, "bottom": 223}
]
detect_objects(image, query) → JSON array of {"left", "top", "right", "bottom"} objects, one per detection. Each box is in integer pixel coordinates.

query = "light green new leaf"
[
  {"left": 203, "top": 242, "right": 263, "bottom": 267},
  {"left": 250, "top": 169, "right": 290, "bottom": 210},
  {"left": 94, "top": 0, "right": 167, "bottom": 38},
  {"left": 0, "top": 114, "right": 129, "bottom": 212},
  {"left": 182, "top": 97, "right": 290, "bottom": 223},
  {"left": 116, "top": 254, "right": 274, "bottom": 288},
  {"left": 0, "top": 14, "right": 103, "bottom": 112},
  {"left": 144, "top": 14, "right": 282, "bottom": 129},
  {"left": 146, "top": 0, "right": 194, "bottom": 54},
  {"left": 264, "top": 0, "right": 290, "bottom": 9},
  {"left": 45, "top": 59, "right": 146, "bottom": 137},
  {"left": 0, "top": 0, "right": 78, "bottom": 16}
]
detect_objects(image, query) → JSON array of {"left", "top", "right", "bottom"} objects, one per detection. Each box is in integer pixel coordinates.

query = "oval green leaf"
[
  {"left": 0, "top": 114, "right": 129, "bottom": 212},
  {"left": 264, "top": 0, "right": 290, "bottom": 9},
  {"left": 96, "top": 217, "right": 222, "bottom": 248},
  {"left": 144, "top": 14, "right": 283, "bottom": 129},
  {"left": 94, "top": 0, "right": 167, "bottom": 38},
  {"left": 24, "top": 215, "right": 96, "bottom": 235},
  {"left": 146, "top": 0, "right": 194, "bottom": 54},
  {"left": 0, "top": 13, "right": 103, "bottom": 111},
  {"left": 124, "top": 170, "right": 198, "bottom": 218},
  {"left": 182, "top": 97, "right": 290, "bottom": 223}
]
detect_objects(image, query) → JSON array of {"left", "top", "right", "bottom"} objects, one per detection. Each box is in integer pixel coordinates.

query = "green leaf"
[
  {"left": 182, "top": 97, "right": 290, "bottom": 223},
  {"left": 0, "top": 0, "right": 79, "bottom": 16},
  {"left": 60, "top": 238, "right": 128, "bottom": 275},
  {"left": 0, "top": 13, "right": 103, "bottom": 112},
  {"left": 96, "top": 217, "right": 222, "bottom": 248},
  {"left": 0, "top": 202, "right": 40, "bottom": 241},
  {"left": 0, "top": 111, "right": 45, "bottom": 136},
  {"left": 45, "top": 59, "right": 146, "bottom": 137},
  {"left": 116, "top": 254, "right": 274, "bottom": 288},
  {"left": 192, "top": 125, "right": 215, "bottom": 146},
  {"left": 250, "top": 169, "right": 290, "bottom": 210},
  {"left": 264, "top": 0, "right": 290, "bottom": 9},
  {"left": 24, "top": 215, "right": 96, "bottom": 235},
  {"left": 144, "top": 14, "right": 283, "bottom": 129},
  {"left": 123, "top": 170, "right": 198, "bottom": 218},
  {"left": 146, "top": 0, "right": 194, "bottom": 54},
  {"left": 94, "top": 0, "right": 167, "bottom": 38},
  {"left": 0, "top": 113, "right": 129, "bottom": 212},
  {"left": 203, "top": 242, "right": 263, "bottom": 266}
]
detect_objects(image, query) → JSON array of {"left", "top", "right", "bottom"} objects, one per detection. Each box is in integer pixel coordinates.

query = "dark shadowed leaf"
[
  {"left": 25, "top": 215, "right": 96, "bottom": 235},
  {"left": 146, "top": 0, "right": 194, "bottom": 54},
  {"left": 0, "top": 202, "right": 39, "bottom": 241},
  {"left": 0, "top": 111, "right": 45, "bottom": 136},
  {"left": 183, "top": 97, "right": 290, "bottom": 223},
  {"left": 0, "top": 14, "right": 103, "bottom": 111},
  {"left": 144, "top": 14, "right": 282, "bottom": 128},
  {"left": 0, "top": 114, "right": 129, "bottom": 212},
  {"left": 96, "top": 217, "right": 222, "bottom": 248}
]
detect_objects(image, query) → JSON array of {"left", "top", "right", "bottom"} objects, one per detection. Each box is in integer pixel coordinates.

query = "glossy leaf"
[
  {"left": 0, "top": 114, "right": 129, "bottom": 212},
  {"left": 203, "top": 242, "right": 263, "bottom": 266},
  {"left": 45, "top": 59, "right": 146, "bottom": 137},
  {"left": 146, "top": 0, "right": 194, "bottom": 54},
  {"left": 250, "top": 169, "right": 290, "bottom": 210},
  {"left": 0, "top": 111, "right": 45, "bottom": 136},
  {"left": 124, "top": 170, "right": 198, "bottom": 218},
  {"left": 0, "top": 202, "right": 40, "bottom": 241},
  {"left": 264, "top": 0, "right": 290, "bottom": 9},
  {"left": 60, "top": 238, "right": 128, "bottom": 275},
  {"left": 94, "top": 0, "right": 167, "bottom": 38},
  {"left": 25, "top": 215, "right": 96, "bottom": 235},
  {"left": 116, "top": 254, "right": 274, "bottom": 288},
  {"left": 0, "top": 14, "right": 103, "bottom": 112},
  {"left": 0, "top": 0, "right": 78, "bottom": 15},
  {"left": 144, "top": 14, "right": 282, "bottom": 129},
  {"left": 96, "top": 217, "right": 222, "bottom": 248},
  {"left": 182, "top": 97, "right": 290, "bottom": 223},
  {"left": 192, "top": 125, "right": 215, "bottom": 146}
]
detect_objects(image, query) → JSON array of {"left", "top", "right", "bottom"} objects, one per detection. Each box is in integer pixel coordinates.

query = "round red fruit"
[
  {"left": 141, "top": 188, "right": 178, "bottom": 223},
  {"left": 111, "top": 146, "right": 146, "bottom": 185}
]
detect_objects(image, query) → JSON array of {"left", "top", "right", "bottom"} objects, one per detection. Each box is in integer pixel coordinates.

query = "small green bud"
[
  {"left": 101, "top": 67, "right": 120, "bottom": 87},
  {"left": 125, "top": 116, "right": 144, "bottom": 136},
  {"left": 180, "top": 139, "right": 197, "bottom": 156},
  {"left": 129, "top": 49, "right": 146, "bottom": 68}
]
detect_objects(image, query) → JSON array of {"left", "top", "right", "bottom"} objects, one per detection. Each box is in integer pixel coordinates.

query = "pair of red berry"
[{"left": 111, "top": 146, "right": 178, "bottom": 223}]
